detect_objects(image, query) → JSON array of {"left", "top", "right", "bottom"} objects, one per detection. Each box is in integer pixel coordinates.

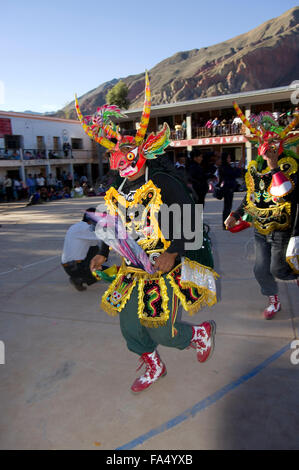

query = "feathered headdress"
[
  {"left": 233, "top": 101, "right": 299, "bottom": 167},
  {"left": 75, "top": 72, "right": 171, "bottom": 173}
]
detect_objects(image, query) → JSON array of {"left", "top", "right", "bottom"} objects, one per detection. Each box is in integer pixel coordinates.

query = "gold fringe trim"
[
  {"left": 246, "top": 157, "right": 298, "bottom": 177},
  {"left": 101, "top": 272, "right": 137, "bottom": 316},
  {"left": 181, "top": 258, "right": 219, "bottom": 280},
  {"left": 244, "top": 202, "right": 291, "bottom": 235},
  {"left": 139, "top": 318, "right": 168, "bottom": 328},
  {"left": 244, "top": 202, "right": 291, "bottom": 219},
  {"left": 286, "top": 255, "right": 299, "bottom": 274},
  {"left": 166, "top": 259, "right": 218, "bottom": 316}
]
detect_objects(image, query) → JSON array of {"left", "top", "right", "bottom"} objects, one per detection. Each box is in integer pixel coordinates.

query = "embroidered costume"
[
  {"left": 76, "top": 72, "right": 218, "bottom": 392},
  {"left": 230, "top": 103, "right": 299, "bottom": 318}
]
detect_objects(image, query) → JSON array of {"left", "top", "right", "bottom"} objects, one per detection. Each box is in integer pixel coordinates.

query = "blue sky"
[{"left": 0, "top": 0, "right": 298, "bottom": 113}]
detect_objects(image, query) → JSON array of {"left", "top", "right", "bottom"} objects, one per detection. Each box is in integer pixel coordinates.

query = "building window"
[
  {"left": 71, "top": 138, "right": 83, "bottom": 149},
  {"left": 37, "top": 136, "right": 45, "bottom": 150},
  {"left": 53, "top": 136, "right": 60, "bottom": 151},
  {"left": 5, "top": 134, "right": 23, "bottom": 149}
]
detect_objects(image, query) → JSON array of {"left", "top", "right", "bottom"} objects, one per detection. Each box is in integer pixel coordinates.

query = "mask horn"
[
  {"left": 75, "top": 95, "right": 116, "bottom": 150},
  {"left": 233, "top": 101, "right": 261, "bottom": 137},
  {"left": 135, "top": 71, "right": 151, "bottom": 146}
]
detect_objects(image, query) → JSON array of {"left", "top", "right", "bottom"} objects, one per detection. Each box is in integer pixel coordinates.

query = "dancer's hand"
[
  {"left": 224, "top": 214, "right": 238, "bottom": 229},
  {"left": 90, "top": 255, "right": 107, "bottom": 272},
  {"left": 262, "top": 147, "right": 279, "bottom": 170},
  {"left": 154, "top": 252, "right": 178, "bottom": 274}
]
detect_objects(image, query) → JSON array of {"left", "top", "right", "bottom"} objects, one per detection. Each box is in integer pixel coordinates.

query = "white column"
[
  {"left": 68, "top": 163, "right": 74, "bottom": 186},
  {"left": 245, "top": 105, "right": 253, "bottom": 163},
  {"left": 186, "top": 112, "right": 192, "bottom": 151},
  {"left": 87, "top": 162, "right": 92, "bottom": 183},
  {"left": 19, "top": 148, "right": 26, "bottom": 181}
]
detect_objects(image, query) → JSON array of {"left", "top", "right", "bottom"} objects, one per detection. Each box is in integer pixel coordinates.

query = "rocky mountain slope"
[{"left": 57, "top": 6, "right": 299, "bottom": 118}]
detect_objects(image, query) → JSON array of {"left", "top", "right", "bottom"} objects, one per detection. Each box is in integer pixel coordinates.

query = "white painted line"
[{"left": 0, "top": 255, "right": 59, "bottom": 276}]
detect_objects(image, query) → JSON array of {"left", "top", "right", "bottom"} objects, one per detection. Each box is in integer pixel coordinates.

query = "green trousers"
[{"left": 119, "top": 277, "right": 193, "bottom": 356}]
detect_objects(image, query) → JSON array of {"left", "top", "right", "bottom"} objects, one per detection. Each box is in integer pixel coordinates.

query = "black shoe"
[{"left": 69, "top": 278, "right": 86, "bottom": 291}]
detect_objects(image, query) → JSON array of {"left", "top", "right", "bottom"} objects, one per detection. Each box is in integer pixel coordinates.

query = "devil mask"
[
  {"left": 75, "top": 72, "right": 171, "bottom": 178},
  {"left": 233, "top": 101, "right": 299, "bottom": 160}
]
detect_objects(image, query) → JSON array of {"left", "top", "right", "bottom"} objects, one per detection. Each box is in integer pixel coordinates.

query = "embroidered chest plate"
[
  {"left": 104, "top": 180, "right": 170, "bottom": 266},
  {"left": 245, "top": 157, "right": 297, "bottom": 234}
]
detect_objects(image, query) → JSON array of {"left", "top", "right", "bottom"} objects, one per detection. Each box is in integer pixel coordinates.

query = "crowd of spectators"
[
  {"left": 0, "top": 143, "right": 73, "bottom": 161},
  {"left": 174, "top": 149, "right": 246, "bottom": 229},
  {"left": 0, "top": 171, "right": 105, "bottom": 205},
  {"left": 172, "top": 106, "right": 299, "bottom": 140}
]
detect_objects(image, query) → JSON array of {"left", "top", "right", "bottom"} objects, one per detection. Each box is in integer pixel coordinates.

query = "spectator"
[
  {"left": 61, "top": 207, "right": 106, "bottom": 291},
  {"left": 205, "top": 118, "right": 213, "bottom": 136},
  {"left": 36, "top": 173, "right": 45, "bottom": 189},
  {"left": 62, "top": 171, "right": 68, "bottom": 185},
  {"left": 26, "top": 174, "right": 36, "bottom": 196},
  {"left": 182, "top": 119, "right": 186, "bottom": 138},
  {"left": 218, "top": 153, "right": 242, "bottom": 229},
  {"left": 175, "top": 154, "right": 188, "bottom": 184},
  {"left": 63, "top": 142, "right": 71, "bottom": 157},
  {"left": 24, "top": 151, "right": 32, "bottom": 160},
  {"left": 79, "top": 175, "right": 88, "bottom": 185},
  {"left": 232, "top": 116, "right": 242, "bottom": 134},
  {"left": 187, "top": 150, "right": 210, "bottom": 206},
  {"left": 174, "top": 123, "right": 183, "bottom": 140},
  {"left": 47, "top": 173, "right": 57, "bottom": 188},
  {"left": 40, "top": 187, "right": 49, "bottom": 202},
  {"left": 71, "top": 181, "right": 84, "bottom": 198},
  {"left": 26, "top": 189, "right": 41, "bottom": 206},
  {"left": 13, "top": 178, "right": 22, "bottom": 200},
  {"left": 4, "top": 174, "right": 13, "bottom": 202},
  {"left": 212, "top": 117, "right": 220, "bottom": 136},
  {"left": 220, "top": 118, "right": 228, "bottom": 135}
]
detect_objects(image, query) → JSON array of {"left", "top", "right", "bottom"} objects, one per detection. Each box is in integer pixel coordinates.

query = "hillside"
[{"left": 56, "top": 6, "right": 299, "bottom": 118}]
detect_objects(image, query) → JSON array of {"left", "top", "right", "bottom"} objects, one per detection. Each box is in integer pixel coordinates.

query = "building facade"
[
  {"left": 118, "top": 84, "right": 299, "bottom": 164},
  {"left": 0, "top": 85, "right": 298, "bottom": 187},
  {"left": 0, "top": 111, "right": 103, "bottom": 183}
]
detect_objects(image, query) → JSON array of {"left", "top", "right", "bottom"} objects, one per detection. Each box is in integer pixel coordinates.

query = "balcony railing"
[
  {"left": 0, "top": 149, "right": 21, "bottom": 160},
  {"left": 23, "top": 149, "right": 47, "bottom": 160},
  {"left": 0, "top": 148, "right": 97, "bottom": 163},
  {"left": 192, "top": 124, "right": 243, "bottom": 138}
]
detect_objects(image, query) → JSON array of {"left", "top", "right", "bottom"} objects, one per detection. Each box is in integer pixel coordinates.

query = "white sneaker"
[{"left": 263, "top": 295, "right": 281, "bottom": 320}]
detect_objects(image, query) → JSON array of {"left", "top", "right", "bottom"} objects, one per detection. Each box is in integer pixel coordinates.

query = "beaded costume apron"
[{"left": 101, "top": 169, "right": 218, "bottom": 328}]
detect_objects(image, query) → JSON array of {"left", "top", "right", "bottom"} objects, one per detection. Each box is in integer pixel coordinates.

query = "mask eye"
[
  {"left": 126, "top": 147, "right": 138, "bottom": 162},
  {"left": 127, "top": 152, "right": 135, "bottom": 161}
]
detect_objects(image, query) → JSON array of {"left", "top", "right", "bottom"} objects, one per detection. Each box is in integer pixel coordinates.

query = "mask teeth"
[{"left": 135, "top": 71, "right": 151, "bottom": 146}]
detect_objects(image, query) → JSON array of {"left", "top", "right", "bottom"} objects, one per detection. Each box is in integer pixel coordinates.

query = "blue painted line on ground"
[{"left": 116, "top": 342, "right": 291, "bottom": 450}]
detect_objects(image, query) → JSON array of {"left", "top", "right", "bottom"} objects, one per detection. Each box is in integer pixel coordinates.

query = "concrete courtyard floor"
[{"left": 0, "top": 193, "right": 298, "bottom": 450}]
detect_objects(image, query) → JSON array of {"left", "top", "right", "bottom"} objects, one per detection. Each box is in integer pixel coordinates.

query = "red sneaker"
[
  {"left": 131, "top": 350, "right": 167, "bottom": 393},
  {"left": 189, "top": 320, "right": 216, "bottom": 363},
  {"left": 263, "top": 295, "right": 281, "bottom": 320}
]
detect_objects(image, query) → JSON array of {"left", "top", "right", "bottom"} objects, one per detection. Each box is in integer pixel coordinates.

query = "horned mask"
[
  {"left": 233, "top": 101, "right": 299, "bottom": 159},
  {"left": 75, "top": 72, "right": 171, "bottom": 178}
]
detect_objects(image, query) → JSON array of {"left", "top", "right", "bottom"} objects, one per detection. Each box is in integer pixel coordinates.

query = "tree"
[{"left": 106, "top": 81, "right": 130, "bottom": 109}]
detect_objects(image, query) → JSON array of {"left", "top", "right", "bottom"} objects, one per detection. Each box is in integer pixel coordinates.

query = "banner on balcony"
[
  {"left": 170, "top": 135, "right": 248, "bottom": 147},
  {"left": 0, "top": 118, "right": 12, "bottom": 138}
]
